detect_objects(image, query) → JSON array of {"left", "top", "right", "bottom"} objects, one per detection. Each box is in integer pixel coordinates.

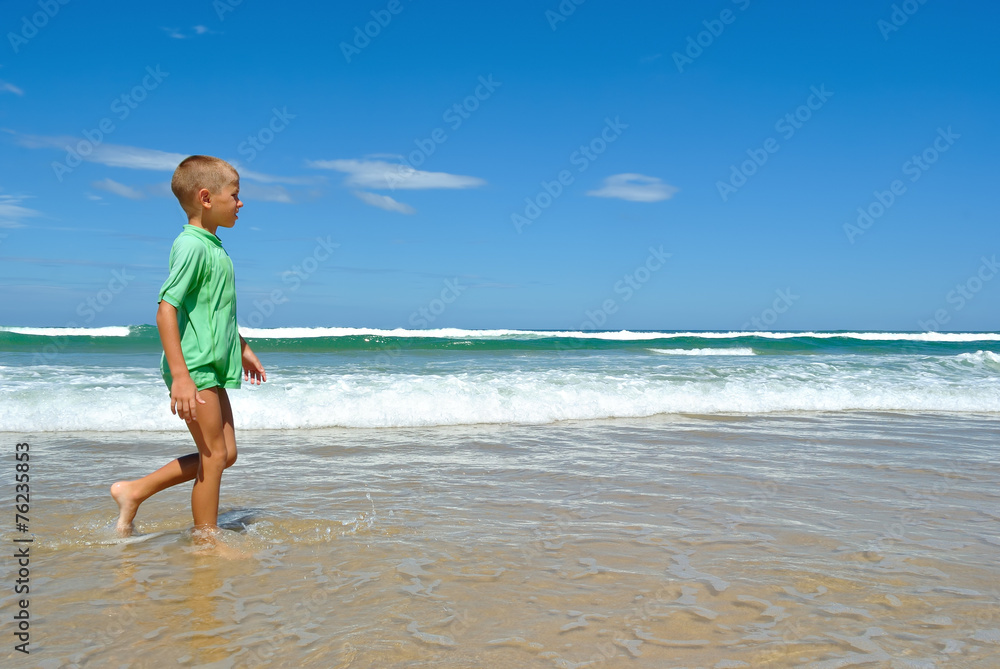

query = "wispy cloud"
[
  {"left": 308, "top": 158, "right": 485, "bottom": 191},
  {"left": 0, "top": 255, "right": 158, "bottom": 269},
  {"left": 0, "top": 80, "right": 24, "bottom": 96},
  {"left": 0, "top": 195, "right": 41, "bottom": 228},
  {"left": 365, "top": 152, "right": 405, "bottom": 161},
  {"left": 15, "top": 134, "right": 187, "bottom": 170},
  {"left": 586, "top": 173, "right": 678, "bottom": 203},
  {"left": 162, "top": 25, "right": 216, "bottom": 39},
  {"left": 90, "top": 178, "right": 292, "bottom": 204},
  {"left": 145, "top": 181, "right": 173, "bottom": 198},
  {"left": 353, "top": 190, "right": 415, "bottom": 214},
  {"left": 233, "top": 164, "right": 319, "bottom": 186},
  {"left": 12, "top": 134, "right": 315, "bottom": 187},
  {"left": 92, "top": 178, "right": 146, "bottom": 200},
  {"left": 241, "top": 183, "right": 293, "bottom": 203}
]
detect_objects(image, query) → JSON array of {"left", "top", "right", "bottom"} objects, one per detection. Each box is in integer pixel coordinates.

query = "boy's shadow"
[{"left": 217, "top": 507, "right": 266, "bottom": 532}]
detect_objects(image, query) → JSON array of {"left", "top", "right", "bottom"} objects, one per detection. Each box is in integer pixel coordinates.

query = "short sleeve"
[{"left": 158, "top": 237, "right": 206, "bottom": 307}]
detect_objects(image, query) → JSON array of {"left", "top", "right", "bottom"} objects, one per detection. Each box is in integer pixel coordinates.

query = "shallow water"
[{"left": 3, "top": 412, "right": 999, "bottom": 667}]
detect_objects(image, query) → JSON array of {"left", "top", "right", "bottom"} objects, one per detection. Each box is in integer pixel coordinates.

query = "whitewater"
[{"left": 1, "top": 326, "right": 997, "bottom": 431}]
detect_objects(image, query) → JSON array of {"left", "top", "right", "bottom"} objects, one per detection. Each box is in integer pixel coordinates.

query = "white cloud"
[
  {"left": 12, "top": 134, "right": 314, "bottom": 186},
  {"left": 241, "top": 183, "right": 293, "bottom": 203},
  {"left": 92, "top": 178, "right": 146, "bottom": 200},
  {"left": 89, "top": 143, "right": 188, "bottom": 170},
  {"left": 15, "top": 135, "right": 188, "bottom": 171},
  {"left": 87, "top": 178, "right": 292, "bottom": 204},
  {"left": 232, "top": 164, "right": 320, "bottom": 186},
  {"left": 308, "top": 158, "right": 485, "bottom": 191},
  {"left": 0, "top": 80, "right": 24, "bottom": 96},
  {"left": 353, "top": 190, "right": 415, "bottom": 214},
  {"left": 0, "top": 195, "right": 41, "bottom": 228},
  {"left": 586, "top": 173, "right": 678, "bottom": 203},
  {"left": 145, "top": 181, "right": 173, "bottom": 197},
  {"left": 162, "top": 26, "right": 215, "bottom": 39},
  {"left": 365, "top": 152, "right": 405, "bottom": 161}
]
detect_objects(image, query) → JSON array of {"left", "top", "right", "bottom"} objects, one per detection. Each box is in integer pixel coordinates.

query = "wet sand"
[{"left": 4, "top": 412, "right": 1000, "bottom": 667}]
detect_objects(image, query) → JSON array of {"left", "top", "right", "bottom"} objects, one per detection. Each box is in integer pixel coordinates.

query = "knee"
[
  {"left": 201, "top": 445, "right": 230, "bottom": 475},
  {"left": 202, "top": 453, "right": 227, "bottom": 473},
  {"left": 226, "top": 449, "right": 238, "bottom": 469}
]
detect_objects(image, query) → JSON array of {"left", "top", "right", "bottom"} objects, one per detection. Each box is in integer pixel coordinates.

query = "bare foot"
[
  {"left": 198, "top": 541, "right": 250, "bottom": 560},
  {"left": 110, "top": 481, "right": 141, "bottom": 537},
  {"left": 191, "top": 526, "right": 249, "bottom": 560}
]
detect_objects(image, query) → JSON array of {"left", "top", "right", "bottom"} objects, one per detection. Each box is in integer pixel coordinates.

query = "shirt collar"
[{"left": 183, "top": 224, "right": 223, "bottom": 248}]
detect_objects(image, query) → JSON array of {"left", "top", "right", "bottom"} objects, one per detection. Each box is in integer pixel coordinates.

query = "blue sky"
[{"left": 1, "top": 0, "right": 998, "bottom": 331}]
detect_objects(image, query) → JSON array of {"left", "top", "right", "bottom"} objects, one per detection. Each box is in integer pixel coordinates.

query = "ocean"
[
  {"left": 1, "top": 327, "right": 999, "bottom": 667},
  {"left": 3, "top": 326, "right": 1000, "bottom": 431}
]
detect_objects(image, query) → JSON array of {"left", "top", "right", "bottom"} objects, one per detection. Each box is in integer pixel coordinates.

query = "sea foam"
[{"left": 3, "top": 355, "right": 998, "bottom": 432}]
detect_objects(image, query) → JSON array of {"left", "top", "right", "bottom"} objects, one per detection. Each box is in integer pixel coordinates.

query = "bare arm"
[
  {"left": 239, "top": 334, "right": 266, "bottom": 385},
  {"left": 156, "top": 300, "right": 205, "bottom": 420}
]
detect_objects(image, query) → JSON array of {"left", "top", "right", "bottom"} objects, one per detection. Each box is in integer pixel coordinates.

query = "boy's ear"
[{"left": 198, "top": 188, "right": 212, "bottom": 209}]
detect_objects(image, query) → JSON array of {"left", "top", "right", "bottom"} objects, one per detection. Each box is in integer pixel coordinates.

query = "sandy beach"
[{"left": 5, "top": 412, "right": 999, "bottom": 667}]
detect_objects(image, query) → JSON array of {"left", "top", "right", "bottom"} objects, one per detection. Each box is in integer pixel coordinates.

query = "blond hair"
[{"left": 170, "top": 155, "right": 239, "bottom": 215}]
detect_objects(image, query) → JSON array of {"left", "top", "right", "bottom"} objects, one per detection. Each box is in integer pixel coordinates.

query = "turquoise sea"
[{"left": 2, "top": 326, "right": 999, "bottom": 431}]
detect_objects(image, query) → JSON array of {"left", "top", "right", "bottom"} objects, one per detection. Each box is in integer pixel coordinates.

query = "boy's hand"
[
  {"left": 242, "top": 347, "right": 266, "bottom": 385},
  {"left": 171, "top": 376, "right": 206, "bottom": 422}
]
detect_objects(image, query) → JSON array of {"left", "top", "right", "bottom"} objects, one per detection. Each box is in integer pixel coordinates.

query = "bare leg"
[
  {"left": 188, "top": 388, "right": 229, "bottom": 531},
  {"left": 111, "top": 387, "right": 237, "bottom": 537},
  {"left": 111, "top": 453, "right": 199, "bottom": 536},
  {"left": 218, "top": 386, "right": 238, "bottom": 469}
]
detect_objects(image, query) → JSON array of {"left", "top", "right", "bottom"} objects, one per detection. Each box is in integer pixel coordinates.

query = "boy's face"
[{"left": 206, "top": 179, "right": 243, "bottom": 228}]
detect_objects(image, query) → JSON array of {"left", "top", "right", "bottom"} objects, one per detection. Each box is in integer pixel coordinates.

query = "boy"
[{"left": 111, "top": 155, "right": 265, "bottom": 541}]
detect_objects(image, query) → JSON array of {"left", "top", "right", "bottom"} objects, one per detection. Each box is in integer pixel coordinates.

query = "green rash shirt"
[{"left": 158, "top": 224, "right": 241, "bottom": 391}]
